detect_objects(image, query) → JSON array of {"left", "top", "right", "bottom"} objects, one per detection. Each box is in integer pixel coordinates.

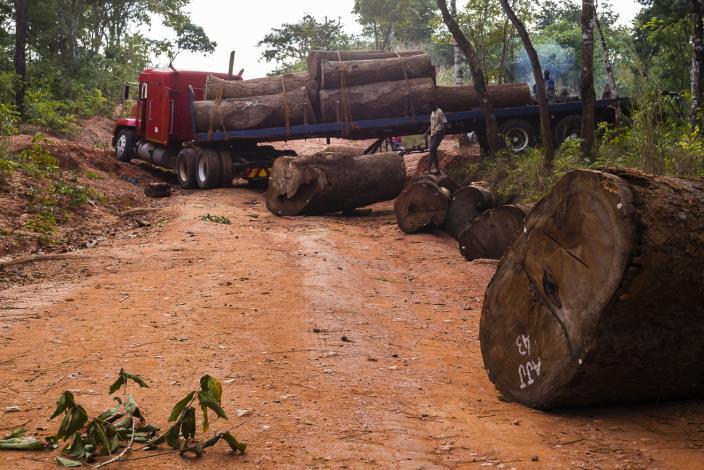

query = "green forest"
[{"left": 1, "top": 0, "right": 703, "bottom": 200}]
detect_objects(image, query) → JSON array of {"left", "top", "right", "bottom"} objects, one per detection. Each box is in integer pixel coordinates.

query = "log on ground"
[
  {"left": 204, "top": 72, "right": 317, "bottom": 100},
  {"left": 308, "top": 50, "right": 424, "bottom": 81},
  {"left": 394, "top": 174, "right": 452, "bottom": 234},
  {"left": 436, "top": 83, "right": 532, "bottom": 112},
  {"left": 458, "top": 204, "right": 529, "bottom": 260},
  {"left": 444, "top": 183, "right": 497, "bottom": 239},
  {"left": 319, "top": 54, "right": 435, "bottom": 90},
  {"left": 318, "top": 77, "right": 435, "bottom": 123},
  {"left": 265, "top": 150, "right": 406, "bottom": 216},
  {"left": 193, "top": 87, "right": 316, "bottom": 132},
  {"left": 480, "top": 169, "right": 704, "bottom": 409}
]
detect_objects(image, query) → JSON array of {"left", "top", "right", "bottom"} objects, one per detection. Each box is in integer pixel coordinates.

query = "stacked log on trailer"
[{"left": 480, "top": 169, "right": 704, "bottom": 409}]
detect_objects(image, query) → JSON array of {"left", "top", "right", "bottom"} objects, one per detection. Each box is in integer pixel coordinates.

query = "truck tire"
[
  {"left": 554, "top": 115, "right": 582, "bottom": 146},
  {"left": 115, "top": 129, "right": 136, "bottom": 162},
  {"left": 196, "top": 148, "right": 222, "bottom": 189},
  {"left": 176, "top": 148, "right": 198, "bottom": 189},
  {"left": 498, "top": 119, "right": 536, "bottom": 153},
  {"left": 217, "top": 149, "right": 233, "bottom": 188}
]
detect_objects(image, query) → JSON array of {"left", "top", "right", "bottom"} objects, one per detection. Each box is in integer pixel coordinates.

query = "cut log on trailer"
[
  {"left": 395, "top": 174, "right": 452, "bottom": 234},
  {"left": 318, "top": 77, "right": 435, "bottom": 123},
  {"left": 318, "top": 54, "right": 435, "bottom": 90},
  {"left": 265, "top": 150, "right": 405, "bottom": 216},
  {"left": 480, "top": 169, "right": 704, "bottom": 409},
  {"left": 444, "top": 183, "right": 497, "bottom": 239},
  {"left": 435, "top": 83, "right": 532, "bottom": 112},
  {"left": 308, "top": 50, "right": 424, "bottom": 81},
  {"left": 458, "top": 204, "right": 529, "bottom": 260},
  {"left": 204, "top": 72, "right": 316, "bottom": 100},
  {"left": 193, "top": 87, "right": 316, "bottom": 132}
]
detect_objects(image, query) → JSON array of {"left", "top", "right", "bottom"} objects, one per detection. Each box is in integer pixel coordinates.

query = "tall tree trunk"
[
  {"left": 498, "top": 0, "right": 555, "bottom": 169},
  {"left": 14, "top": 0, "right": 28, "bottom": 116},
  {"left": 580, "top": 0, "right": 597, "bottom": 159},
  {"left": 692, "top": 0, "right": 704, "bottom": 130},
  {"left": 437, "top": 0, "right": 498, "bottom": 155},
  {"left": 594, "top": 2, "right": 617, "bottom": 98},
  {"left": 451, "top": 0, "right": 463, "bottom": 86}
]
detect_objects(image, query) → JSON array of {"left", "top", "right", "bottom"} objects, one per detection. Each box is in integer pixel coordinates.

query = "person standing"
[{"left": 426, "top": 102, "right": 447, "bottom": 174}]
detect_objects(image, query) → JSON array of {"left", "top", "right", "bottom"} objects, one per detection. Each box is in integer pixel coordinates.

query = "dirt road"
[{"left": 1, "top": 183, "right": 704, "bottom": 469}]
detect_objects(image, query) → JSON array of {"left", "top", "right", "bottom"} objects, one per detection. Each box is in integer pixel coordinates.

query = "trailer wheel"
[
  {"left": 217, "top": 149, "right": 233, "bottom": 188},
  {"left": 196, "top": 148, "right": 222, "bottom": 189},
  {"left": 554, "top": 115, "right": 582, "bottom": 146},
  {"left": 176, "top": 148, "right": 198, "bottom": 189},
  {"left": 115, "top": 129, "right": 136, "bottom": 162},
  {"left": 498, "top": 119, "right": 536, "bottom": 153}
]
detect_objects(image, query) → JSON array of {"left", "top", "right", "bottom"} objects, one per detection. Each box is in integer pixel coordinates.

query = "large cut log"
[
  {"left": 319, "top": 77, "right": 435, "bottom": 123},
  {"left": 480, "top": 169, "right": 704, "bottom": 409},
  {"left": 308, "top": 50, "right": 424, "bottom": 81},
  {"left": 458, "top": 204, "right": 529, "bottom": 260},
  {"left": 193, "top": 87, "right": 316, "bottom": 132},
  {"left": 318, "top": 54, "right": 435, "bottom": 90},
  {"left": 444, "top": 183, "right": 497, "bottom": 239},
  {"left": 436, "top": 83, "right": 532, "bottom": 112},
  {"left": 204, "top": 72, "right": 316, "bottom": 100},
  {"left": 394, "top": 174, "right": 452, "bottom": 234},
  {"left": 265, "top": 150, "right": 405, "bottom": 216}
]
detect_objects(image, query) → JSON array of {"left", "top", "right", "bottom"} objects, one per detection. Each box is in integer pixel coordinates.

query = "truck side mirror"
[{"left": 123, "top": 84, "right": 130, "bottom": 101}]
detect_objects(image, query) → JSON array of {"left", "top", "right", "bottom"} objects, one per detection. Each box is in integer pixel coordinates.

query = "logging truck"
[{"left": 112, "top": 66, "right": 628, "bottom": 190}]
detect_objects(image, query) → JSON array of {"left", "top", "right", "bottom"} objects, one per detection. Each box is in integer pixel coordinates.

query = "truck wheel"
[
  {"left": 499, "top": 119, "right": 536, "bottom": 153},
  {"left": 196, "top": 148, "right": 222, "bottom": 189},
  {"left": 115, "top": 129, "right": 136, "bottom": 162},
  {"left": 217, "top": 149, "right": 233, "bottom": 188},
  {"left": 554, "top": 115, "right": 582, "bottom": 146},
  {"left": 176, "top": 148, "right": 198, "bottom": 189}
]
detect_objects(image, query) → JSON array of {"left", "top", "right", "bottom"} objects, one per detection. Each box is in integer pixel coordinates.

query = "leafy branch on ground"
[
  {"left": 200, "top": 214, "right": 231, "bottom": 225},
  {"left": 0, "top": 369, "right": 246, "bottom": 467}
]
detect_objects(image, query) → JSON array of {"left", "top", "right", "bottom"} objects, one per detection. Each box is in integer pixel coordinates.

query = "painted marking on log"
[
  {"left": 516, "top": 334, "right": 531, "bottom": 356},
  {"left": 516, "top": 334, "right": 542, "bottom": 390}
]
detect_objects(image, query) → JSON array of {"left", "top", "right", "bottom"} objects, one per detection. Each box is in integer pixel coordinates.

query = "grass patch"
[{"left": 200, "top": 214, "right": 231, "bottom": 225}]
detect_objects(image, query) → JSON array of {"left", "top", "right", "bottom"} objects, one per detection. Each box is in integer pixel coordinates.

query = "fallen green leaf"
[{"left": 56, "top": 456, "right": 82, "bottom": 467}]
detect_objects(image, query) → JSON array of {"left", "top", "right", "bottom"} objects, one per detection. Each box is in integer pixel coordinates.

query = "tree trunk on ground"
[
  {"left": 437, "top": 0, "right": 499, "bottom": 155},
  {"left": 480, "top": 169, "right": 704, "bottom": 409},
  {"left": 594, "top": 2, "right": 617, "bottom": 98},
  {"left": 193, "top": 88, "right": 316, "bottom": 132},
  {"left": 265, "top": 150, "right": 405, "bottom": 216},
  {"left": 580, "top": 0, "right": 597, "bottom": 158},
  {"left": 691, "top": 0, "right": 704, "bottom": 130},
  {"left": 318, "top": 54, "right": 435, "bottom": 90},
  {"left": 444, "top": 183, "right": 497, "bottom": 239},
  {"left": 14, "top": 0, "right": 28, "bottom": 116},
  {"left": 498, "top": 0, "right": 555, "bottom": 168},
  {"left": 318, "top": 77, "right": 435, "bottom": 123},
  {"left": 307, "top": 50, "right": 424, "bottom": 82},
  {"left": 436, "top": 84, "right": 532, "bottom": 112},
  {"left": 458, "top": 204, "right": 529, "bottom": 260},
  {"left": 394, "top": 174, "right": 452, "bottom": 234},
  {"left": 451, "top": 0, "right": 464, "bottom": 86},
  {"left": 205, "top": 73, "right": 315, "bottom": 100}
]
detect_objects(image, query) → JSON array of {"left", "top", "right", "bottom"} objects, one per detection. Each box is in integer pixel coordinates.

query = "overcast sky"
[{"left": 147, "top": 0, "right": 644, "bottom": 78}]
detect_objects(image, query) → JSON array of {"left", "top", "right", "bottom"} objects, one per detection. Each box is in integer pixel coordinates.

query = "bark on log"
[
  {"left": 458, "top": 204, "right": 528, "bottom": 260},
  {"left": 436, "top": 84, "right": 532, "bottom": 112},
  {"left": 480, "top": 169, "right": 704, "bottom": 409},
  {"left": 204, "top": 72, "right": 315, "bottom": 100},
  {"left": 394, "top": 174, "right": 452, "bottom": 234},
  {"left": 193, "top": 87, "right": 316, "bottom": 132},
  {"left": 308, "top": 50, "right": 424, "bottom": 81},
  {"left": 444, "top": 183, "right": 497, "bottom": 239},
  {"left": 265, "top": 151, "right": 405, "bottom": 216},
  {"left": 319, "top": 77, "right": 435, "bottom": 123},
  {"left": 318, "top": 54, "right": 435, "bottom": 90}
]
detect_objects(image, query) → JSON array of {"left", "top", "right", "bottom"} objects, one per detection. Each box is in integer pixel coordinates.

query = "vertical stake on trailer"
[{"left": 228, "top": 51, "right": 236, "bottom": 80}]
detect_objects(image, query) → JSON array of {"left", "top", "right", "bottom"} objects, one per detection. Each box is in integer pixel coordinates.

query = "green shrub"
[
  {"left": 25, "top": 88, "right": 79, "bottom": 136},
  {"left": 17, "top": 133, "right": 60, "bottom": 177},
  {"left": 0, "top": 103, "right": 19, "bottom": 136}
]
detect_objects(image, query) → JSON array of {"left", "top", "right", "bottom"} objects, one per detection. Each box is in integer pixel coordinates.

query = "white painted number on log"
[{"left": 516, "top": 335, "right": 542, "bottom": 390}]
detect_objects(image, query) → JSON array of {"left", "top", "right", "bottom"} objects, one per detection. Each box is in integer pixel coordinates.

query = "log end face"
[{"left": 480, "top": 170, "right": 636, "bottom": 408}]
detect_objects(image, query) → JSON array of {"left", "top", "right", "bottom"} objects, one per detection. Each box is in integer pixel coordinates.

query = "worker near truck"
[
  {"left": 425, "top": 102, "right": 447, "bottom": 175},
  {"left": 533, "top": 69, "right": 556, "bottom": 103}
]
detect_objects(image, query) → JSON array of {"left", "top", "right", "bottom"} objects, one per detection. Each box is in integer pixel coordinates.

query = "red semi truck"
[{"left": 113, "top": 66, "right": 626, "bottom": 190}]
